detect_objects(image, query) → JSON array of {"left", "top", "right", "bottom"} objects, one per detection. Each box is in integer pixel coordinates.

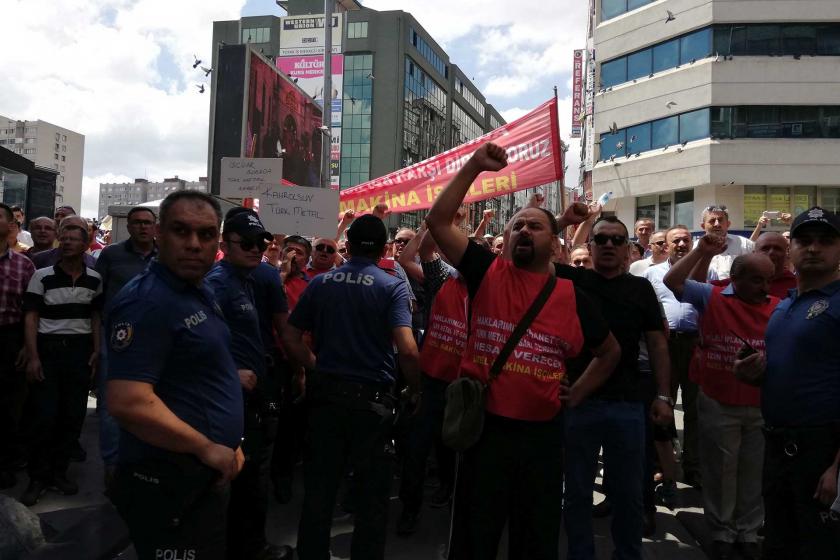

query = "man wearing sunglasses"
[
  {"left": 557, "top": 216, "right": 673, "bottom": 558},
  {"left": 307, "top": 238, "right": 339, "bottom": 276},
  {"left": 701, "top": 205, "right": 754, "bottom": 281},
  {"left": 206, "top": 209, "right": 293, "bottom": 560},
  {"left": 629, "top": 230, "right": 668, "bottom": 276}
]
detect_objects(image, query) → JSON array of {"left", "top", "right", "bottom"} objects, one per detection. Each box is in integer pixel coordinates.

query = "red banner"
[{"left": 338, "top": 98, "right": 563, "bottom": 215}]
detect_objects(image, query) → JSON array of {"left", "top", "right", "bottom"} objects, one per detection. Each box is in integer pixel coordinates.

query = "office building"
[
  {"left": 98, "top": 176, "right": 208, "bottom": 218},
  {"left": 0, "top": 145, "right": 58, "bottom": 221},
  {"left": 579, "top": 0, "right": 840, "bottom": 234},
  {"left": 0, "top": 115, "right": 84, "bottom": 211},
  {"left": 210, "top": 0, "right": 523, "bottom": 233}
]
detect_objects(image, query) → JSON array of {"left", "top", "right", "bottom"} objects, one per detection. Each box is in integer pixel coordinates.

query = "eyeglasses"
[
  {"left": 394, "top": 238, "right": 412, "bottom": 245},
  {"left": 230, "top": 238, "right": 268, "bottom": 252},
  {"left": 592, "top": 234, "right": 627, "bottom": 246},
  {"left": 315, "top": 244, "right": 336, "bottom": 254},
  {"left": 704, "top": 205, "right": 728, "bottom": 213}
]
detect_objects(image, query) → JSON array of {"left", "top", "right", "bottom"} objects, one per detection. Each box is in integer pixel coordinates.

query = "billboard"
[
  {"left": 244, "top": 50, "right": 324, "bottom": 187},
  {"left": 276, "top": 55, "right": 343, "bottom": 187},
  {"left": 571, "top": 50, "right": 584, "bottom": 138},
  {"left": 278, "top": 14, "right": 343, "bottom": 56}
]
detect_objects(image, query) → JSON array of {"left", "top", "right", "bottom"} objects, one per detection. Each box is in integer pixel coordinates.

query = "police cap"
[
  {"left": 347, "top": 214, "right": 387, "bottom": 249},
  {"left": 790, "top": 207, "right": 840, "bottom": 238},
  {"left": 223, "top": 208, "right": 273, "bottom": 242}
]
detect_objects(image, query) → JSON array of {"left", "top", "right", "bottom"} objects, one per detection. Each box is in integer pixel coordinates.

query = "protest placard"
[
  {"left": 258, "top": 184, "right": 340, "bottom": 238},
  {"left": 220, "top": 157, "right": 284, "bottom": 198}
]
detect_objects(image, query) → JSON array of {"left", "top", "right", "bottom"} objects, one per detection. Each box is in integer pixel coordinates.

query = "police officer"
[
  {"left": 106, "top": 191, "right": 245, "bottom": 560},
  {"left": 206, "top": 208, "right": 292, "bottom": 560},
  {"left": 283, "top": 214, "right": 421, "bottom": 560},
  {"left": 735, "top": 207, "right": 840, "bottom": 559}
]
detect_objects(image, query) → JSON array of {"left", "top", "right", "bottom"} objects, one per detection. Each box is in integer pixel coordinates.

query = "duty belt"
[
  {"left": 763, "top": 423, "right": 840, "bottom": 457},
  {"left": 309, "top": 371, "right": 396, "bottom": 414}
]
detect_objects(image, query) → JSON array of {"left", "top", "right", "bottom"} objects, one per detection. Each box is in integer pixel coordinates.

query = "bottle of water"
[{"left": 596, "top": 191, "right": 613, "bottom": 207}]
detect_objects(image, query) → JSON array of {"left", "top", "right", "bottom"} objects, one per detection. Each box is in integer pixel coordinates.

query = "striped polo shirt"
[{"left": 24, "top": 264, "right": 104, "bottom": 335}]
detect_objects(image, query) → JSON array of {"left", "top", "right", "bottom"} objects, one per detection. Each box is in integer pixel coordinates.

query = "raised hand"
[{"left": 470, "top": 143, "right": 508, "bottom": 172}]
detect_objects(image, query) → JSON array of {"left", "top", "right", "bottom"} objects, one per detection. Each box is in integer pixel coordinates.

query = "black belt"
[
  {"left": 309, "top": 371, "right": 396, "bottom": 409},
  {"left": 763, "top": 423, "right": 840, "bottom": 457}
]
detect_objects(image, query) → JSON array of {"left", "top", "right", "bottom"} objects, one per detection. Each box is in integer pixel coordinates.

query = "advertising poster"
[
  {"left": 278, "top": 14, "right": 343, "bottom": 56},
  {"left": 339, "top": 98, "right": 563, "bottom": 215},
  {"left": 245, "top": 51, "right": 324, "bottom": 187},
  {"left": 276, "top": 55, "right": 344, "bottom": 187},
  {"left": 571, "top": 50, "right": 584, "bottom": 138}
]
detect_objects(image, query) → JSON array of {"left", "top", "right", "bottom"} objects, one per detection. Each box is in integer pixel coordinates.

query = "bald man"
[
  {"left": 307, "top": 237, "right": 339, "bottom": 276},
  {"left": 665, "top": 239, "right": 780, "bottom": 559},
  {"left": 710, "top": 232, "right": 796, "bottom": 299}
]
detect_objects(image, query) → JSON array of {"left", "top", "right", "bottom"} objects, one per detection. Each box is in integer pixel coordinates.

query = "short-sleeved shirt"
[
  {"left": 708, "top": 234, "right": 755, "bottom": 280},
  {"left": 0, "top": 249, "right": 36, "bottom": 326},
  {"left": 205, "top": 260, "right": 265, "bottom": 378},
  {"left": 556, "top": 264, "right": 665, "bottom": 401},
  {"left": 710, "top": 271, "right": 797, "bottom": 300},
  {"left": 289, "top": 257, "right": 413, "bottom": 385},
  {"left": 645, "top": 260, "right": 699, "bottom": 333},
  {"left": 94, "top": 239, "right": 157, "bottom": 308},
  {"left": 24, "top": 264, "right": 103, "bottom": 334},
  {"left": 250, "top": 262, "right": 289, "bottom": 353},
  {"left": 30, "top": 247, "right": 96, "bottom": 269},
  {"left": 456, "top": 242, "right": 609, "bottom": 351},
  {"left": 106, "top": 260, "right": 243, "bottom": 463},
  {"left": 763, "top": 279, "right": 840, "bottom": 427}
]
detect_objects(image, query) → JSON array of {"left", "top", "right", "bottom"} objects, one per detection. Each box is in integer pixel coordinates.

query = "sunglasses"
[
  {"left": 592, "top": 234, "right": 627, "bottom": 246},
  {"left": 231, "top": 238, "right": 268, "bottom": 252},
  {"left": 315, "top": 244, "right": 336, "bottom": 254},
  {"left": 704, "top": 205, "right": 728, "bottom": 212},
  {"left": 394, "top": 238, "right": 412, "bottom": 245}
]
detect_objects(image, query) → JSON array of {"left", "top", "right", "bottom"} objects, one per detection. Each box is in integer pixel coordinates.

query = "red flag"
[{"left": 338, "top": 98, "right": 563, "bottom": 215}]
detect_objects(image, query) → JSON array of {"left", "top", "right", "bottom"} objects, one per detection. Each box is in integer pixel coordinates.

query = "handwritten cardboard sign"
[
  {"left": 220, "top": 157, "right": 284, "bottom": 198},
  {"left": 258, "top": 184, "right": 340, "bottom": 238}
]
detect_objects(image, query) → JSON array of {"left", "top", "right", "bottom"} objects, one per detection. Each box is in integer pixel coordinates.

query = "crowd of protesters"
[{"left": 1, "top": 142, "right": 839, "bottom": 560}]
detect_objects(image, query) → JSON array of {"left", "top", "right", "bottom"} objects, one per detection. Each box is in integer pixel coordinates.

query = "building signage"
[
  {"left": 571, "top": 49, "right": 584, "bottom": 138},
  {"left": 278, "top": 14, "right": 343, "bottom": 56}
]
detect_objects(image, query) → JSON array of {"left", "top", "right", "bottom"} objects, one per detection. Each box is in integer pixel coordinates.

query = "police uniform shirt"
[
  {"left": 250, "top": 262, "right": 289, "bottom": 353},
  {"left": 763, "top": 279, "right": 840, "bottom": 427},
  {"left": 206, "top": 260, "right": 266, "bottom": 378},
  {"left": 288, "top": 257, "right": 413, "bottom": 385},
  {"left": 106, "top": 260, "right": 244, "bottom": 464}
]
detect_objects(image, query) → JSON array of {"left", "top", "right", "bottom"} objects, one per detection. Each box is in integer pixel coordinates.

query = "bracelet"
[{"left": 656, "top": 395, "right": 675, "bottom": 407}]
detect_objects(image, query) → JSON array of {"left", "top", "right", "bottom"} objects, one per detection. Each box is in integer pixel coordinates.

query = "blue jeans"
[
  {"left": 97, "top": 332, "right": 120, "bottom": 466},
  {"left": 564, "top": 399, "right": 646, "bottom": 560}
]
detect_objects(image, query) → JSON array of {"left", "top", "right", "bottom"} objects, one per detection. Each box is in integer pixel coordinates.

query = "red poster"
[
  {"left": 571, "top": 50, "right": 584, "bottom": 138},
  {"left": 339, "top": 98, "right": 562, "bottom": 215}
]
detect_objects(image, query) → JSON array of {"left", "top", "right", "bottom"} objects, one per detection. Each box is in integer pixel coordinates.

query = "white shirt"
[
  {"left": 629, "top": 257, "right": 653, "bottom": 277},
  {"left": 708, "top": 234, "right": 754, "bottom": 280},
  {"left": 17, "top": 230, "right": 33, "bottom": 247}
]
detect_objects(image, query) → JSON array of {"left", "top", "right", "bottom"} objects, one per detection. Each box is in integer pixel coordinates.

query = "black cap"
[
  {"left": 223, "top": 208, "right": 272, "bottom": 242},
  {"left": 790, "top": 207, "right": 840, "bottom": 238},
  {"left": 283, "top": 234, "right": 312, "bottom": 253},
  {"left": 347, "top": 214, "right": 387, "bottom": 249}
]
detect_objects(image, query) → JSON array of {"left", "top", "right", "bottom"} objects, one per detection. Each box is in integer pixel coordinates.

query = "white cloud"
[{"left": 0, "top": 0, "right": 246, "bottom": 217}]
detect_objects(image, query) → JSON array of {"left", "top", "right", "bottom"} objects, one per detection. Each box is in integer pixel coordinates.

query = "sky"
[{"left": 0, "top": 0, "right": 586, "bottom": 217}]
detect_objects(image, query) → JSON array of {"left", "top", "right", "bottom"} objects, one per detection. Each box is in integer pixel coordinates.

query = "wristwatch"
[{"left": 656, "top": 395, "right": 675, "bottom": 407}]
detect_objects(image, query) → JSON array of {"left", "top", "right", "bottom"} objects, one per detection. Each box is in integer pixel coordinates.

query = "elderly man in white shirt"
[{"left": 701, "top": 205, "right": 754, "bottom": 280}]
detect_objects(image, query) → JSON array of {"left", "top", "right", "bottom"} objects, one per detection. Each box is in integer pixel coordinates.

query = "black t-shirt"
[
  {"left": 555, "top": 264, "right": 664, "bottom": 401},
  {"left": 457, "top": 240, "right": 610, "bottom": 350}
]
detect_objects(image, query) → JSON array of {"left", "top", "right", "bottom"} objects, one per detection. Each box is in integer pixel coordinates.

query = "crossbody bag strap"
[{"left": 487, "top": 274, "right": 557, "bottom": 383}]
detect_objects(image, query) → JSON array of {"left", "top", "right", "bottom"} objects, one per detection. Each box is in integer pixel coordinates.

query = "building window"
[
  {"left": 409, "top": 27, "right": 448, "bottom": 79},
  {"left": 62, "top": 145, "right": 66, "bottom": 152},
  {"left": 61, "top": 155, "right": 66, "bottom": 161},
  {"left": 241, "top": 27, "right": 270, "bottom": 44},
  {"left": 659, "top": 194, "right": 673, "bottom": 229},
  {"left": 452, "top": 102, "right": 484, "bottom": 145},
  {"left": 651, "top": 116, "right": 678, "bottom": 149},
  {"left": 675, "top": 190, "right": 694, "bottom": 227},
  {"left": 402, "top": 56, "right": 448, "bottom": 168},
  {"left": 601, "top": 0, "right": 656, "bottom": 22},
  {"left": 652, "top": 39, "right": 680, "bottom": 74},
  {"left": 679, "top": 108, "right": 710, "bottom": 143},
  {"left": 24, "top": 148, "right": 35, "bottom": 154},
  {"left": 62, "top": 134, "right": 67, "bottom": 142},
  {"left": 454, "top": 77, "right": 485, "bottom": 118},
  {"left": 490, "top": 114, "right": 504, "bottom": 130},
  {"left": 715, "top": 22, "right": 840, "bottom": 56},
  {"left": 627, "top": 122, "right": 651, "bottom": 153},
  {"left": 55, "top": 132, "right": 60, "bottom": 141},
  {"left": 54, "top": 154, "right": 59, "bottom": 160},
  {"left": 339, "top": 53, "right": 374, "bottom": 189},
  {"left": 636, "top": 195, "right": 657, "bottom": 221},
  {"left": 348, "top": 21, "right": 368, "bottom": 39}
]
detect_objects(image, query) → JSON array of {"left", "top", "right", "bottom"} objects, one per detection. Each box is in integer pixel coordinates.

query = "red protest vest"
[
  {"left": 284, "top": 274, "right": 309, "bottom": 311},
  {"left": 420, "top": 276, "right": 469, "bottom": 383},
  {"left": 459, "top": 258, "right": 584, "bottom": 421},
  {"left": 689, "top": 286, "right": 779, "bottom": 407}
]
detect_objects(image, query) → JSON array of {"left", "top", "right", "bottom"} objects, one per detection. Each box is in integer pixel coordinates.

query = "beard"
[{"left": 512, "top": 239, "right": 536, "bottom": 267}]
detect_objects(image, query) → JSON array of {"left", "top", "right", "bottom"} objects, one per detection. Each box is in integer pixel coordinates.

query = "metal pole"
[
  {"left": 321, "top": 0, "right": 333, "bottom": 188},
  {"left": 554, "top": 85, "right": 566, "bottom": 214}
]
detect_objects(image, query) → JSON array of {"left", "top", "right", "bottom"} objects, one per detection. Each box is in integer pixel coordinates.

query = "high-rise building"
[
  {"left": 209, "top": 0, "right": 523, "bottom": 234},
  {"left": 98, "top": 176, "right": 208, "bottom": 218},
  {"left": 0, "top": 115, "right": 84, "bottom": 211},
  {"left": 579, "top": 0, "right": 840, "bottom": 234}
]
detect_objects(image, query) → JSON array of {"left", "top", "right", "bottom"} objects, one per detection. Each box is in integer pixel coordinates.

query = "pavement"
[{"left": 1, "top": 396, "right": 746, "bottom": 559}]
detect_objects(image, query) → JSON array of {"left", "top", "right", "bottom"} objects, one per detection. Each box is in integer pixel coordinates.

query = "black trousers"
[
  {"left": 296, "top": 393, "right": 393, "bottom": 560},
  {"left": 0, "top": 324, "right": 27, "bottom": 472},
  {"left": 450, "top": 413, "right": 565, "bottom": 560},
  {"left": 111, "top": 454, "right": 228, "bottom": 560},
  {"left": 25, "top": 334, "right": 92, "bottom": 481},
  {"left": 227, "top": 393, "right": 276, "bottom": 559},
  {"left": 762, "top": 425, "right": 840, "bottom": 560},
  {"left": 270, "top": 356, "right": 306, "bottom": 482},
  {"left": 399, "top": 374, "right": 455, "bottom": 514}
]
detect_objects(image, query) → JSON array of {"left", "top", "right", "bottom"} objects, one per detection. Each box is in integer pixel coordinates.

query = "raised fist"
[
  {"left": 697, "top": 233, "right": 727, "bottom": 256},
  {"left": 471, "top": 143, "right": 508, "bottom": 172},
  {"left": 483, "top": 209, "right": 495, "bottom": 220},
  {"left": 372, "top": 203, "right": 390, "bottom": 220},
  {"left": 340, "top": 209, "right": 355, "bottom": 224}
]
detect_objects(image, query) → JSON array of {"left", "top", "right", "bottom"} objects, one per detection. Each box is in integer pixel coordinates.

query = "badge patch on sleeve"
[{"left": 110, "top": 322, "right": 134, "bottom": 352}]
